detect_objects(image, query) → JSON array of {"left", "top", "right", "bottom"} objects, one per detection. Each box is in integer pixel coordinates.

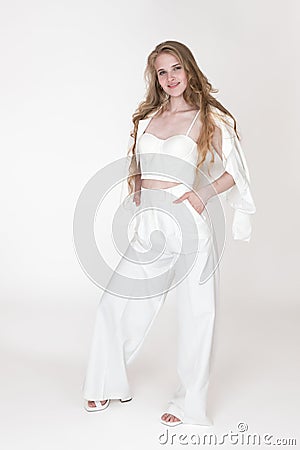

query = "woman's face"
[{"left": 154, "top": 52, "right": 188, "bottom": 97}]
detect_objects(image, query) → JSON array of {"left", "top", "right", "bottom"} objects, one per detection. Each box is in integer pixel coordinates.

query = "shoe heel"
[{"left": 119, "top": 396, "right": 132, "bottom": 403}]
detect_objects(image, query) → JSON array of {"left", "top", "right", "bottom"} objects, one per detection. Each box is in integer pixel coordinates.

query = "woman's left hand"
[{"left": 173, "top": 190, "right": 208, "bottom": 215}]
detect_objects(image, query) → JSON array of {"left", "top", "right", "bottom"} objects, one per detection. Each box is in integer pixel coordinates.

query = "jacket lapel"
[{"left": 136, "top": 109, "right": 159, "bottom": 142}]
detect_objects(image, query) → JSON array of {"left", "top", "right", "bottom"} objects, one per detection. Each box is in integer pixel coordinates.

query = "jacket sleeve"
[
  {"left": 215, "top": 115, "right": 256, "bottom": 242},
  {"left": 127, "top": 130, "right": 140, "bottom": 167},
  {"left": 119, "top": 124, "right": 141, "bottom": 213}
]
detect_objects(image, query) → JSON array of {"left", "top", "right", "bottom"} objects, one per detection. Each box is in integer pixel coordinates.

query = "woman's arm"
[
  {"left": 133, "top": 172, "right": 142, "bottom": 206},
  {"left": 173, "top": 172, "right": 235, "bottom": 214},
  {"left": 199, "top": 171, "right": 235, "bottom": 203},
  {"left": 173, "top": 125, "right": 236, "bottom": 214},
  {"left": 204, "top": 124, "right": 235, "bottom": 199}
]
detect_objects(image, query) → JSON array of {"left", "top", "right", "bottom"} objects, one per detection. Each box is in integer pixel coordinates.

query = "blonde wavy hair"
[{"left": 127, "top": 40, "right": 240, "bottom": 195}]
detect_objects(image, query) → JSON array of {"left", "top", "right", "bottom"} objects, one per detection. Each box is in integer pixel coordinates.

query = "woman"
[{"left": 82, "top": 40, "right": 256, "bottom": 426}]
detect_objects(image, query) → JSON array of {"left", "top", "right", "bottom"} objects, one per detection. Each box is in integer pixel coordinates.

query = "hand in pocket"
[{"left": 173, "top": 190, "right": 206, "bottom": 215}]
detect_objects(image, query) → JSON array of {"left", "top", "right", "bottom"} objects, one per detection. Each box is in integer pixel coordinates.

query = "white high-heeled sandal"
[
  {"left": 84, "top": 396, "right": 132, "bottom": 412},
  {"left": 84, "top": 399, "right": 110, "bottom": 412},
  {"left": 160, "top": 413, "right": 183, "bottom": 426}
]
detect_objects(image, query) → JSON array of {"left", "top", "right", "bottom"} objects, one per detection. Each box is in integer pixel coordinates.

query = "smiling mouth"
[{"left": 168, "top": 82, "right": 180, "bottom": 88}]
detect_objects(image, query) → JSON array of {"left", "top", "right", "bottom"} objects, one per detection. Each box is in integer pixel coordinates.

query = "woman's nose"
[{"left": 167, "top": 71, "right": 175, "bottom": 82}]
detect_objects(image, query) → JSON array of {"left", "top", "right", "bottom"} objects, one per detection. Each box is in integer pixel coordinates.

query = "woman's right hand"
[
  {"left": 133, "top": 191, "right": 141, "bottom": 206},
  {"left": 133, "top": 174, "right": 142, "bottom": 206}
]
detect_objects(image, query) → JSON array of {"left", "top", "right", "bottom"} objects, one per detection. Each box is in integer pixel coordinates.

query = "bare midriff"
[{"left": 141, "top": 179, "right": 182, "bottom": 189}]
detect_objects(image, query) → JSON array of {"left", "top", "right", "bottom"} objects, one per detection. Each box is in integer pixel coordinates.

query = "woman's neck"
[{"left": 166, "top": 95, "right": 192, "bottom": 113}]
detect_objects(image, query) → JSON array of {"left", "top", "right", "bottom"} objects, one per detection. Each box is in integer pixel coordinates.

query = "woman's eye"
[{"left": 158, "top": 66, "right": 181, "bottom": 76}]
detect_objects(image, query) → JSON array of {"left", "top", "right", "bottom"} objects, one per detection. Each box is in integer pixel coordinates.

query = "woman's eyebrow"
[{"left": 156, "top": 62, "right": 181, "bottom": 72}]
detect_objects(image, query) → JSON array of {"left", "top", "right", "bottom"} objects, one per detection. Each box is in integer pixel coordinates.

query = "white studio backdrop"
[{"left": 0, "top": 1, "right": 299, "bottom": 449}]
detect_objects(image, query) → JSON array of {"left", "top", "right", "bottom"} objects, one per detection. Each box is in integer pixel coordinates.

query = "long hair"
[{"left": 127, "top": 40, "right": 240, "bottom": 195}]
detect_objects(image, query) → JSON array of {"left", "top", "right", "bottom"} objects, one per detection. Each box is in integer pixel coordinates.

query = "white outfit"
[
  {"left": 82, "top": 107, "right": 256, "bottom": 426},
  {"left": 132, "top": 106, "right": 256, "bottom": 242}
]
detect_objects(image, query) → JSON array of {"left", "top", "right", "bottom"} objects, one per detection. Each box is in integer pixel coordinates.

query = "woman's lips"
[{"left": 168, "top": 82, "right": 180, "bottom": 88}]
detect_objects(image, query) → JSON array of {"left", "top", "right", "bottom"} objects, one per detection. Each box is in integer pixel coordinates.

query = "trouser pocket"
[{"left": 182, "top": 198, "right": 211, "bottom": 239}]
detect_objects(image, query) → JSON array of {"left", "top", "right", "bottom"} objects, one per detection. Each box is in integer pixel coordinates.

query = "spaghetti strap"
[{"left": 186, "top": 109, "right": 200, "bottom": 136}]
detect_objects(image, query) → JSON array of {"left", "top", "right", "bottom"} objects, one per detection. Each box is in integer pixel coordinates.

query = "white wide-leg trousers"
[{"left": 82, "top": 184, "right": 220, "bottom": 426}]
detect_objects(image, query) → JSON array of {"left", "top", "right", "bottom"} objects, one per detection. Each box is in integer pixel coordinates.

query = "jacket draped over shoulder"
[{"left": 122, "top": 107, "right": 256, "bottom": 242}]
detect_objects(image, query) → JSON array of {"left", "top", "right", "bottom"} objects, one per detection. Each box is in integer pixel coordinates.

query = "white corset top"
[{"left": 136, "top": 110, "right": 200, "bottom": 184}]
